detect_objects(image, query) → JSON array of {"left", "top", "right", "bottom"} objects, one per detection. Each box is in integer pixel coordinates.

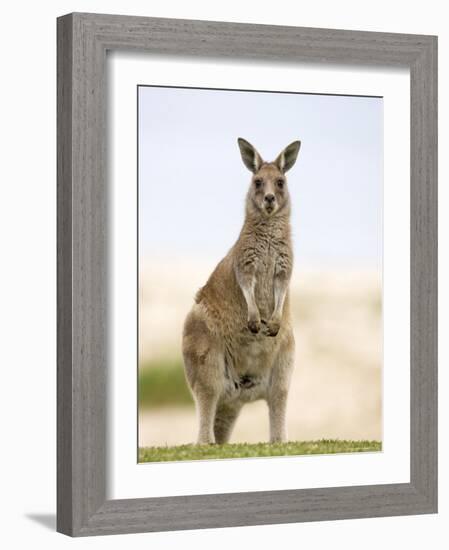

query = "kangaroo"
[{"left": 182, "top": 138, "right": 301, "bottom": 445}]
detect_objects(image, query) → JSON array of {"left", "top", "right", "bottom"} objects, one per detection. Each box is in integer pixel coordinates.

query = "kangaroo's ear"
[
  {"left": 275, "top": 140, "right": 301, "bottom": 173},
  {"left": 237, "top": 138, "right": 263, "bottom": 173}
]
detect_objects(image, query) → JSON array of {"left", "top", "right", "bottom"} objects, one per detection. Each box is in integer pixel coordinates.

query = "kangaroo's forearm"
[
  {"left": 235, "top": 265, "right": 258, "bottom": 317},
  {"left": 272, "top": 255, "right": 292, "bottom": 319},
  {"left": 235, "top": 260, "right": 262, "bottom": 333},
  {"left": 272, "top": 274, "right": 289, "bottom": 319},
  {"left": 263, "top": 265, "right": 291, "bottom": 337}
]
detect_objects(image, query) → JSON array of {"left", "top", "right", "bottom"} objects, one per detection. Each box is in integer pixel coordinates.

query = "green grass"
[
  {"left": 139, "top": 440, "right": 381, "bottom": 462},
  {"left": 139, "top": 357, "right": 193, "bottom": 408}
]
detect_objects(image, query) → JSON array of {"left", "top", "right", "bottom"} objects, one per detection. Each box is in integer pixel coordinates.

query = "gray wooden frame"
[{"left": 57, "top": 12, "right": 437, "bottom": 537}]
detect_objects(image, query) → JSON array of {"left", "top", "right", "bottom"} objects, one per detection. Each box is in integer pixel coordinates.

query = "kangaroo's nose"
[{"left": 264, "top": 193, "right": 275, "bottom": 204}]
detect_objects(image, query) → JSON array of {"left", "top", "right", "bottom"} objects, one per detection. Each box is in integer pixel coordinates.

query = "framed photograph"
[{"left": 57, "top": 13, "right": 437, "bottom": 536}]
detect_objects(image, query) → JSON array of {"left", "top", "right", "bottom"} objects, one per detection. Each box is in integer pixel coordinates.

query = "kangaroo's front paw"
[
  {"left": 264, "top": 318, "right": 281, "bottom": 337},
  {"left": 247, "top": 316, "right": 261, "bottom": 334}
]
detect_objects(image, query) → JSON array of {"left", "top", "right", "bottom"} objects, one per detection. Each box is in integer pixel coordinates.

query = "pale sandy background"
[{"left": 139, "top": 260, "right": 382, "bottom": 446}]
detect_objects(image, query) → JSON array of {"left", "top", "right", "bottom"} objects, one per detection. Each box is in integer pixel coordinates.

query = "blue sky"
[{"left": 138, "top": 86, "right": 382, "bottom": 268}]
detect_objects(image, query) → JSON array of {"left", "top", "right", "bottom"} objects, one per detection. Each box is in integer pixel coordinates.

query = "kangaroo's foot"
[{"left": 197, "top": 434, "right": 216, "bottom": 445}]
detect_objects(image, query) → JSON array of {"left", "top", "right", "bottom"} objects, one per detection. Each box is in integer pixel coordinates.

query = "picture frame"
[{"left": 57, "top": 12, "right": 438, "bottom": 536}]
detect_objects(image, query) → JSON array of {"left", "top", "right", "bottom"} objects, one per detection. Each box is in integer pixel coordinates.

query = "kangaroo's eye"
[
  {"left": 254, "top": 178, "right": 263, "bottom": 189},
  {"left": 277, "top": 178, "right": 285, "bottom": 189}
]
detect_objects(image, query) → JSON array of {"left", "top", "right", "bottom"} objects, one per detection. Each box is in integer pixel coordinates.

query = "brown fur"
[{"left": 182, "top": 138, "right": 301, "bottom": 444}]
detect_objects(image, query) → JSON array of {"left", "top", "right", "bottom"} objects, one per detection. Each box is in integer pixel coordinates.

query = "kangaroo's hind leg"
[
  {"left": 185, "top": 354, "right": 223, "bottom": 445},
  {"left": 267, "top": 329, "right": 295, "bottom": 443},
  {"left": 182, "top": 308, "right": 226, "bottom": 444},
  {"left": 214, "top": 403, "right": 242, "bottom": 444},
  {"left": 194, "top": 385, "right": 219, "bottom": 444}
]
